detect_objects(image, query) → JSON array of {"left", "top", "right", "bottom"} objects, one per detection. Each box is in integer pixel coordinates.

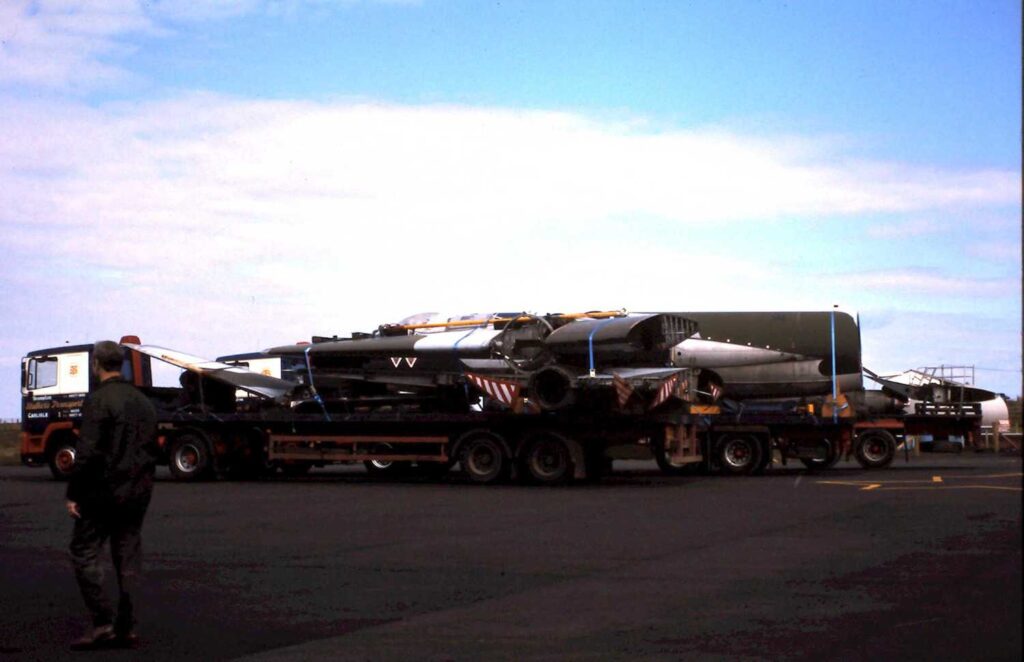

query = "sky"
[{"left": 0, "top": 0, "right": 1020, "bottom": 418}]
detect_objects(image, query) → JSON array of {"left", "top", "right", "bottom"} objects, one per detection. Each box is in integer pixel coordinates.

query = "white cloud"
[
  {"left": 823, "top": 269, "right": 1016, "bottom": 298},
  {"left": 964, "top": 241, "right": 1022, "bottom": 263},
  {"left": 866, "top": 217, "right": 941, "bottom": 238},
  {"left": 151, "top": 0, "right": 417, "bottom": 23},
  {"left": 0, "top": 94, "right": 1020, "bottom": 417},
  {"left": 0, "top": 1, "right": 418, "bottom": 91},
  {"left": 2, "top": 96, "right": 1019, "bottom": 288},
  {"left": 0, "top": 0, "right": 158, "bottom": 89}
]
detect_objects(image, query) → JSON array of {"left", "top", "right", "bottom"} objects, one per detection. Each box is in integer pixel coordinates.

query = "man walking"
[{"left": 66, "top": 340, "right": 159, "bottom": 650}]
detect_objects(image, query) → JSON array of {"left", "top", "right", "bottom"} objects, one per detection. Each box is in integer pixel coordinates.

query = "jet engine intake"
[{"left": 528, "top": 365, "right": 579, "bottom": 411}]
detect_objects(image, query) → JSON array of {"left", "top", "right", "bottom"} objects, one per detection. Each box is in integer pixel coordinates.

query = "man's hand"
[{"left": 66, "top": 501, "right": 81, "bottom": 519}]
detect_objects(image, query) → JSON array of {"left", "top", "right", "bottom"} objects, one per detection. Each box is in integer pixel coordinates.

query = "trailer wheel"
[
  {"left": 47, "top": 436, "right": 77, "bottom": 481},
  {"left": 521, "top": 432, "right": 574, "bottom": 485},
  {"left": 800, "top": 439, "right": 840, "bottom": 470},
  {"left": 168, "top": 433, "right": 213, "bottom": 480},
  {"left": 363, "top": 457, "right": 396, "bottom": 475},
  {"left": 717, "top": 434, "right": 762, "bottom": 475},
  {"left": 363, "top": 443, "right": 410, "bottom": 477},
  {"left": 854, "top": 430, "right": 896, "bottom": 469},
  {"left": 652, "top": 438, "right": 701, "bottom": 476},
  {"left": 459, "top": 432, "right": 509, "bottom": 484}
]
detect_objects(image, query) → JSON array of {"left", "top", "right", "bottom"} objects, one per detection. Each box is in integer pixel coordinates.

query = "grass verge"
[{"left": 0, "top": 423, "right": 21, "bottom": 465}]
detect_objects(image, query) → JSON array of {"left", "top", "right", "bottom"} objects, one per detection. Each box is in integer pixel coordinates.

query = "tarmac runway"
[{"left": 1, "top": 454, "right": 1020, "bottom": 661}]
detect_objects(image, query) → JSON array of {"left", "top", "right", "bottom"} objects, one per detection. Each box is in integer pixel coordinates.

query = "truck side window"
[{"left": 29, "top": 357, "right": 58, "bottom": 390}]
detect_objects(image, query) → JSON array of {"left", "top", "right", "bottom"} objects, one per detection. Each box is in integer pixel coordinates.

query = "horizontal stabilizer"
[{"left": 124, "top": 344, "right": 299, "bottom": 400}]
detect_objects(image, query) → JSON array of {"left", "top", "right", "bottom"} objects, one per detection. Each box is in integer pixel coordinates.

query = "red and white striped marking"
[
  {"left": 650, "top": 373, "right": 680, "bottom": 409},
  {"left": 466, "top": 373, "right": 522, "bottom": 406},
  {"left": 612, "top": 373, "right": 634, "bottom": 408}
]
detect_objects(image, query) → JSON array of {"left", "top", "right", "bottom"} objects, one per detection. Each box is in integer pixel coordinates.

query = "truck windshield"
[{"left": 27, "top": 357, "right": 58, "bottom": 391}]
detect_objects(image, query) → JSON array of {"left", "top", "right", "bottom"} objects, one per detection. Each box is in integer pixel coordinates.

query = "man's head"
[{"left": 92, "top": 340, "right": 124, "bottom": 376}]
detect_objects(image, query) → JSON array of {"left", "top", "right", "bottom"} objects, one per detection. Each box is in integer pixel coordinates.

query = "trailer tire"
[
  {"left": 653, "top": 439, "right": 701, "bottom": 476},
  {"left": 363, "top": 458, "right": 397, "bottom": 476},
  {"left": 754, "top": 442, "right": 775, "bottom": 474},
  {"left": 459, "top": 432, "right": 509, "bottom": 484},
  {"left": 854, "top": 430, "right": 896, "bottom": 469},
  {"left": 168, "top": 433, "right": 213, "bottom": 480},
  {"left": 521, "top": 432, "right": 575, "bottom": 485},
  {"left": 363, "top": 443, "right": 410, "bottom": 478},
  {"left": 47, "top": 436, "right": 78, "bottom": 481},
  {"left": 800, "top": 439, "right": 840, "bottom": 470},
  {"left": 716, "top": 434, "right": 763, "bottom": 475}
]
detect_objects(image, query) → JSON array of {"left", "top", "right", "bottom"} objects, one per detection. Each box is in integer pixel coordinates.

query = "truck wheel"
[
  {"left": 522, "top": 432, "right": 574, "bottom": 485},
  {"left": 459, "top": 432, "right": 508, "bottom": 484},
  {"left": 47, "top": 437, "right": 77, "bottom": 481},
  {"left": 855, "top": 430, "right": 896, "bottom": 469},
  {"left": 168, "top": 433, "right": 212, "bottom": 480},
  {"left": 717, "top": 434, "right": 762, "bottom": 475}
]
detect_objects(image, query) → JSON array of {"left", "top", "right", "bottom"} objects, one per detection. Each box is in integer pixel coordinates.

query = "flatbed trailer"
[
  {"left": 152, "top": 407, "right": 692, "bottom": 484},
  {"left": 20, "top": 339, "right": 984, "bottom": 484},
  {"left": 150, "top": 396, "right": 983, "bottom": 485},
  {"left": 655, "top": 401, "right": 984, "bottom": 476}
]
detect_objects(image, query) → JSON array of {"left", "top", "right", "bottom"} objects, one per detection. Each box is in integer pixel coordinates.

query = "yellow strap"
[{"left": 394, "top": 310, "right": 625, "bottom": 330}]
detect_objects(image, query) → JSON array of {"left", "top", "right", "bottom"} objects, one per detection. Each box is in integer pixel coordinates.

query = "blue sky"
[{"left": 0, "top": 0, "right": 1020, "bottom": 418}]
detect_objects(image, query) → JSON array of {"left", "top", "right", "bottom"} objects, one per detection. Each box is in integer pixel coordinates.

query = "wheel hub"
[
  {"left": 177, "top": 446, "right": 199, "bottom": 472},
  {"left": 55, "top": 448, "right": 76, "bottom": 472},
  {"left": 725, "top": 442, "right": 752, "bottom": 467}
]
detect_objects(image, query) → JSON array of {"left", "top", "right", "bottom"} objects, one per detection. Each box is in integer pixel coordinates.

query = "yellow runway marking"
[
  {"left": 870, "top": 485, "right": 1021, "bottom": 492},
  {"left": 817, "top": 471, "right": 1022, "bottom": 492}
]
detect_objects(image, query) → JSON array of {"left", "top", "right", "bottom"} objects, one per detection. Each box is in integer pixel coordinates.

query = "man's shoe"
[{"left": 70, "top": 624, "right": 116, "bottom": 651}]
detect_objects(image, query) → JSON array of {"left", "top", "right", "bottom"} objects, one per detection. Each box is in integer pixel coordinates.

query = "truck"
[{"left": 19, "top": 312, "right": 987, "bottom": 484}]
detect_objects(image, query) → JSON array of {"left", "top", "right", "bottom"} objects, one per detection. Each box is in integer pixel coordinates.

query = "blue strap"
[
  {"left": 304, "top": 345, "right": 331, "bottom": 422},
  {"left": 830, "top": 308, "right": 838, "bottom": 424},
  {"left": 452, "top": 327, "right": 475, "bottom": 354},
  {"left": 588, "top": 318, "right": 618, "bottom": 377}
]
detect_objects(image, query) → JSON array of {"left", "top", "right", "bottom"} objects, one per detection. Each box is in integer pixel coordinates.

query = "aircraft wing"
[
  {"left": 578, "top": 367, "right": 693, "bottom": 410},
  {"left": 124, "top": 344, "right": 299, "bottom": 400},
  {"left": 578, "top": 367, "right": 686, "bottom": 384},
  {"left": 862, "top": 368, "right": 913, "bottom": 401}
]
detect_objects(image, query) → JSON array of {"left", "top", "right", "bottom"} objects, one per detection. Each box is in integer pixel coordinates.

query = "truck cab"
[
  {"left": 20, "top": 336, "right": 151, "bottom": 479},
  {"left": 21, "top": 344, "right": 94, "bottom": 477}
]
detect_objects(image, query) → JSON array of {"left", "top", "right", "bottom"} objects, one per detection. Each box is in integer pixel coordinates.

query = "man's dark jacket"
[{"left": 66, "top": 377, "right": 159, "bottom": 507}]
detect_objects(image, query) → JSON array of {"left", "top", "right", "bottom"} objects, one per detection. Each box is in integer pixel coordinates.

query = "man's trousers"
[{"left": 69, "top": 499, "right": 149, "bottom": 632}]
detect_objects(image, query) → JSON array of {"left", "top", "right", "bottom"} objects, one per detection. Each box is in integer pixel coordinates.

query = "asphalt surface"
[{"left": 1, "top": 454, "right": 1020, "bottom": 661}]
